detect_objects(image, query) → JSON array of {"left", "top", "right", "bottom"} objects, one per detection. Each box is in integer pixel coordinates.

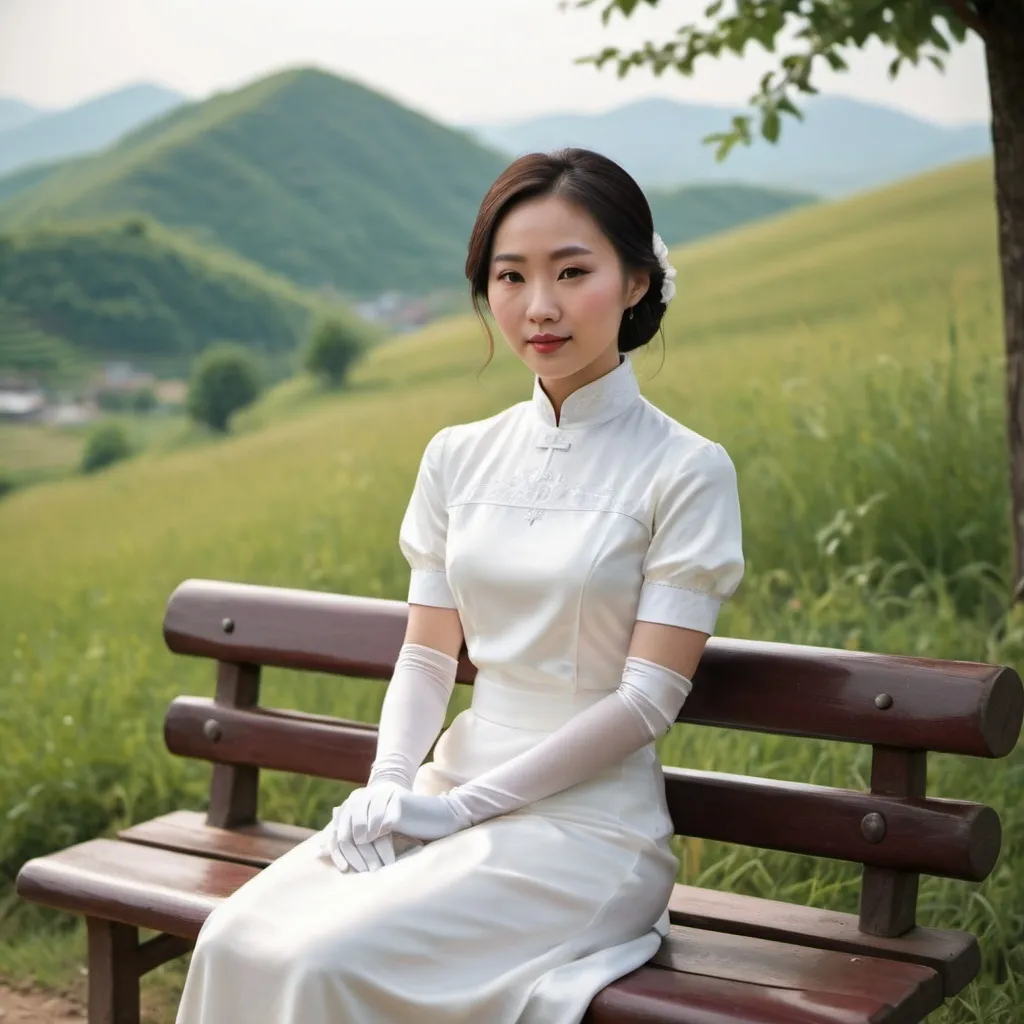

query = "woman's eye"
[
  {"left": 497, "top": 270, "right": 523, "bottom": 283},
  {"left": 559, "top": 266, "right": 588, "bottom": 280}
]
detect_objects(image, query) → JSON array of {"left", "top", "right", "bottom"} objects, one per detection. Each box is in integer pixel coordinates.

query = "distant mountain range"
[
  {"left": 1, "top": 78, "right": 990, "bottom": 207},
  {"left": 469, "top": 96, "right": 992, "bottom": 197},
  {"left": 0, "top": 97, "right": 44, "bottom": 133},
  {"left": 0, "top": 70, "right": 814, "bottom": 304},
  {"left": 0, "top": 70, "right": 509, "bottom": 298},
  {"left": 0, "top": 84, "right": 185, "bottom": 177}
]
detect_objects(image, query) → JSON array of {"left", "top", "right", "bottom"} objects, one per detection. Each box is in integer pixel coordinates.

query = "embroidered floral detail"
[
  {"left": 525, "top": 508, "right": 546, "bottom": 525},
  {"left": 468, "top": 468, "right": 636, "bottom": 517}
]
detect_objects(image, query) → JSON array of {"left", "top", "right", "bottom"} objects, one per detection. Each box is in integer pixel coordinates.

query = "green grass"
[
  {"left": 0, "top": 423, "right": 84, "bottom": 484},
  {"left": 0, "top": 413, "right": 213, "bottom": 491},
  {"left": 0, "top": 158, "right": 1019, "bottom": 1022},
  {"left": 646, "top": 181, "right": 818, "bottom": 249}
]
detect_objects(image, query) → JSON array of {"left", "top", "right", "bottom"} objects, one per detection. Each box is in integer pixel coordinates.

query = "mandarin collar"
[{"left": 531, "top": 354, "right": 641, "bottom": 430}]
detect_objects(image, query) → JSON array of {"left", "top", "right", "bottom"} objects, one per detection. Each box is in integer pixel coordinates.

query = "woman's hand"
[
  {"left": 323, "top": 782, "right": 402, "bottom": 873},
  {"left": 323, "top": 783, "right": 469, "bottom": 873},
  {"left": 376, "top": 790, "right": 471, "bottom": 842}
]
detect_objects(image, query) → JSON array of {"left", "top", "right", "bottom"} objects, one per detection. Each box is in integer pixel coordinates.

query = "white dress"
[{"left": 175, "top": 353, "right": 744, "bottom": 1024}]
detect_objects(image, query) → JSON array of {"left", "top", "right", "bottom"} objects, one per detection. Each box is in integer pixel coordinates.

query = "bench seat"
[
  {"left": 18, "top": 827, "right": 944, "bottom": 1024},
  {"left": 116, "top": 810, "right": 981, "bottom": 996}
]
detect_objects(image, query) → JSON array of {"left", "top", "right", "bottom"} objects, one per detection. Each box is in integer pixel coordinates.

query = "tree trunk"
[{"left": 984, "top": 3, "right": 1024, "bottom": 601}]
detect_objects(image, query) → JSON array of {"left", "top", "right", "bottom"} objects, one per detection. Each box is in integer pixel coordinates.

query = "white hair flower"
[{"left": 652, "top": 231, "right": 677, "bottom": 305}]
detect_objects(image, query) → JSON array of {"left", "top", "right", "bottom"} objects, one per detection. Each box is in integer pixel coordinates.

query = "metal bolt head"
[
  {"left": 222, "top": 617, "right": 235, "bottom": 634},
  {"left": 203, "top": 718, "right": 223, "bottom": 742},
  {"left": 874, "top": 693, "right": 893, "bottom": 710},
  {"left": 861, "top": 811, "right": 887, "bottom": 843}
]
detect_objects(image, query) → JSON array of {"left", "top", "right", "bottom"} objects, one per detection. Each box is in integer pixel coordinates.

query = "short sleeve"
[
  {"left": 398, "top": 426, "right": 457, "bottom": 609},
  {"left": 636, "top": 440, "right": 744, "bottom": 635}
]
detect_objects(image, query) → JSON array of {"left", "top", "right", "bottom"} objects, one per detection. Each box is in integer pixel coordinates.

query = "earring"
[{"left": 628, "top": 307, "right": 635, "bottom": 321}]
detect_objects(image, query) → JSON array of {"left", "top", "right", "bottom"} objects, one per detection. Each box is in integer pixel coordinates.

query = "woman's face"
[{"left": 486, "top": 195, "right": 648, "bottom": 388}]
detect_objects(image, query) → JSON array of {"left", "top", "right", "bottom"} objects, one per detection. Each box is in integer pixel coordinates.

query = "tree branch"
[{"left": 942, "top": 0, "right": 989, "bottom": 39}]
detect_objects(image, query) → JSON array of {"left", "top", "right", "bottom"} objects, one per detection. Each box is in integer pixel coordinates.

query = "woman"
[{"left": 175, "top": 148, "right": 744, "bottom": 1024}]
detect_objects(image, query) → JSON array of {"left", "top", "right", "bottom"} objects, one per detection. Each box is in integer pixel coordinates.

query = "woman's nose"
[{"left": 526, "top": 285, "right": 559, "bottom": 324}]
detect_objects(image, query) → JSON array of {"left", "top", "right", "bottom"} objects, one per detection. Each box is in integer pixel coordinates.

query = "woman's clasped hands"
[{"left": 321, "top": 780, "right": 472, "bottom": 873}]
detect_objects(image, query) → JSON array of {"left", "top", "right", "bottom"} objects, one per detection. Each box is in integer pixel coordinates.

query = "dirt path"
[{"left": 0, "top": 985, "right": 83, "bottom": 1022}]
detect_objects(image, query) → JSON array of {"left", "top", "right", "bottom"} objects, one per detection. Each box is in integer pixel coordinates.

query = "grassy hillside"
[
  {"left": 0, "top": 297, "right": 80, "bottom": 379},
  {"left": 0, "top": 158, "right": 1017, "bottom": 1022},
  {"left": 648, "top": 182, "right": 815, "bottom": 249},
  {"left": 0, "top": 216, "right": 368, "bottom": 378},
  {"left": 0, "top": 161, "right": 61, "bottom": 205},
  {"left": 0, "top": 68, "right": 508, "bottom": 297}
]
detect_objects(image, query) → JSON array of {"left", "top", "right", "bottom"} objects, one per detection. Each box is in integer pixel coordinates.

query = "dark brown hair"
[{"left": 465, "top": 148, "right": 668, "bottom": 365}]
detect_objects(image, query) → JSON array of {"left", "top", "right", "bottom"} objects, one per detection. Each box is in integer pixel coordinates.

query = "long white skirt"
[{"left": 175, "top": 704, "right": 678, "bottom": 1024}]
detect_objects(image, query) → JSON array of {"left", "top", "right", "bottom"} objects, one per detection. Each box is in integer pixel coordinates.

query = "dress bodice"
[{"left": 399, "top": 354, "right": 745, "bottom": 707}]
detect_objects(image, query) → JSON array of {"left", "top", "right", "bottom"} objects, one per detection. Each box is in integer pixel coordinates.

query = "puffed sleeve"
[
  {"left": 635, "top": 439, "right": 744, "bottom": 635},
  {"left": 398, "top": 426, "right": 457, "bottom": 608}
]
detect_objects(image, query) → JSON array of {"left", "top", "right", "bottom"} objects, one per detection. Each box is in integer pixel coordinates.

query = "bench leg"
[{"left": 87, "top": 918, "right": 140, "bottom": 1024}]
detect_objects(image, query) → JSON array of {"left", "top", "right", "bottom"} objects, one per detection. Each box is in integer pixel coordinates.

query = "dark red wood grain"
[
  {"left": 162, "top": 578, "right": 1023, "bottom": 757},
  {"left": 162, "top": 697, "right": 1001, "bottom": 881},
  {"left": 120, "top": 811, "right": 312, "bottom": 868},
  {"left": 116, "top": 810, "right": 979, "bottom": 997},
  {"left": 18, "top": 838, "right": 942, "bottom": 1024}
]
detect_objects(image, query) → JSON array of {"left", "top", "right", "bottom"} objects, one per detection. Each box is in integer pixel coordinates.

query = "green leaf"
[
  {"left": 824, "top": 49, "right": 848, "bottom": 72},
  {"left": 703, "top": 131, "right": 743, "bottom": 162},
  {"left": 763, "top": 109, "right": 782, "bottom": 143},
  {"left": 777, "top": 94, "right": 804, "bottom": 120}
]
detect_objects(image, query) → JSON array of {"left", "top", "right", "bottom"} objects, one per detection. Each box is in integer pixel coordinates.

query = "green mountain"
[
  {"left": 0, "top": 69, "right": 509, "bottom": 298},
  {"left": 0, "top": 297, "right": 78, "bottom": 379},
  {"left": 0, "top": 162, "right": 62, "bottom": 206},
  {"left": 0, "top": 68, "right": 823, "bottom": 302},
  {"left": 648, "top": 182, "right": 815, "bottom": 248},
  {"left": 0, "top": 217, "right": 359, "bottom": 379}
]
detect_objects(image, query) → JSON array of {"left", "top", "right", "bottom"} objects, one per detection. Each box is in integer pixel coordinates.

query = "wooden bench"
[{"left": 16, "top": 577, "right": 1024, "bottom": 1024}]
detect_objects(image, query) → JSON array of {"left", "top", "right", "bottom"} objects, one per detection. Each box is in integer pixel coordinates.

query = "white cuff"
[
  {"left": 636, "top": 580, "right": 720, "bottom": 634},
  {"left": 408, "top": 568, "right": 456, "bottom": 608}
]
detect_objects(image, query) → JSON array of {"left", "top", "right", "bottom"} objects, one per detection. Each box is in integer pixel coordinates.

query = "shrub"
[
  {"left": 0, "top": 469, "right": 14, "bottom": 500},
  {"left": 96, "top": 388, "right": 131, "bottom": 412},
  {"left": 187, "top": 343, "right": 262, "bottom": 433},
  {"left": 81, "top": 421, "right": 131, "bottom": 474},
  {"left": 131, "top": 386, "right": 158, "bottom": 413},
  {"left": 304, "top": 317, "right": 365, "bottom": 388}
]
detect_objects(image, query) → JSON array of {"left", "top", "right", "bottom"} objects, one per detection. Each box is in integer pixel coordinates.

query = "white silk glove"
[
  {"left": 361, "top": 656, "right": 692, "bottom": 844},
  {"left": 321, "top": 642, "right": 458, "bottom": 872}
]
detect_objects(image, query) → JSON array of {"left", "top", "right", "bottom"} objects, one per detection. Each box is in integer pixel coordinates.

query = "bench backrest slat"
[
  {"left": 164, "top": 579, "right": 1023, "bottom": 757},
  {"left": 165, "top": 695, "right": 1001, "bottom": 883}
]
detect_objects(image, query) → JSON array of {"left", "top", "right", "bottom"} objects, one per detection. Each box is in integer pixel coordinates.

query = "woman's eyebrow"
[{"left": 492, "top": 244, "right": 594, "bottom": 263}]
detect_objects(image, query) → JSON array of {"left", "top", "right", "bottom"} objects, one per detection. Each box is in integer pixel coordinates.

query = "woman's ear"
[{"left": 626, "top": 270, "right": 650, "bottom": 310}]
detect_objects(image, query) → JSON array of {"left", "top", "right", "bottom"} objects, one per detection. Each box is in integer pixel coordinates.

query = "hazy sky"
[{"left": 0, "top": 0, "right": 991, "bottom": 126}]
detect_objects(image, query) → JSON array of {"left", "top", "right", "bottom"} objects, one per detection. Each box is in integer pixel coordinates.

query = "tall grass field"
[{"left": 1, "top": 158, "right": 1019, "bottom": 1022}]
